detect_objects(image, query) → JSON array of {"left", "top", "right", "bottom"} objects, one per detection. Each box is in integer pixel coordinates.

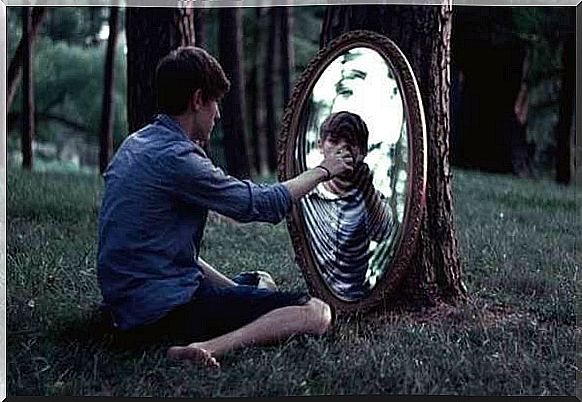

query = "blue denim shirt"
[{"left": 97, "top": 114, "right": 292, "bottom": 330}]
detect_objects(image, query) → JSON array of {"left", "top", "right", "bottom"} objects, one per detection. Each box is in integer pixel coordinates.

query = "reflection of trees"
[
  {"left": 365, "top": 111, "right": 408, "bottom": 287},
  {"left": 365, "top": 225, "right": 397, "bottom": 288},
  {"left": 388, "top": 119, "right": 406, "bottom": 224},
  {"left": 365, "top": 117, "right": 407, "bottom": 288},
  {"left": 302, "top": 96, "right": 330, "bottom": 169},
  {"left": 331, "top": 50, "right": 363, "bottom": 111},
  {"left": 333, "top": 51, "right": 367, "bottom": 106}
]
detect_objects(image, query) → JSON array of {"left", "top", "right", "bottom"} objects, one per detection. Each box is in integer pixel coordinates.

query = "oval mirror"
[{"left": 278, "top": 30, "right": 427, "bottom": 314}]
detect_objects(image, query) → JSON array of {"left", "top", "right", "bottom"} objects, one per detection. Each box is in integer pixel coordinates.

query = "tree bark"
[
  {"left": 246, "top": 9, "right": 259, "bottom": 176},
  {"left": 254, "top": 8, "right": 270, "bottom": 176},
  {"left": 279, "top": 7, "right": 295, "bottom": 108},
  {"left": 265, "top": 7, "right": 280, "bottom": 172},
  {"left": 556, "top": 33, "right": 575, "bottom": 185},
  {"left": 508, "top": 47, "right": 533, "bottom": 178},
  {"left": 21, "top": 7, "right": 35, "bottom": 170},
  {"left": 219, "top": 8, "right": 251, "bottom": 179},
  {"left": 126, "top": 7, "right": 195, "bottom": 133},
  {"left": 88, "top": 7, "right": 103, "bottom": 46},
  {"left": 245, "top": 10, "right": 258, "bottom": 178},
  {"left": 321, "top": 3, "right": 467, "bottom": 306},
  {"left": 451, "top": 7, "right": 532, "bottom": 176},
  {"left": 7, "top": 7, "right": 47, "bottom": 112},
  {"left": 195, "top": 9, "right": 207, "bottom": 48},
  {"left": 99, "top": 7, "right": 120, "bottom": 174}
]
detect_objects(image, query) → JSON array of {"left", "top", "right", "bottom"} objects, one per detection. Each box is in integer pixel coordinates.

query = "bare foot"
[{"left": 167, "top": 345, "right": 220, "bottom": 369}]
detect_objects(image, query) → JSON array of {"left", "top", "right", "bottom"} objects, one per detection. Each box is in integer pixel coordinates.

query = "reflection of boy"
[{"left": 301, "top": 111, "right": 393, "bottom": 300}]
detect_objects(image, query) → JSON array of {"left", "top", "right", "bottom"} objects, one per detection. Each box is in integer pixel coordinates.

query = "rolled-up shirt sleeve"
[{"left": 167, "top": 143, "right": 292, "bottom": 224}]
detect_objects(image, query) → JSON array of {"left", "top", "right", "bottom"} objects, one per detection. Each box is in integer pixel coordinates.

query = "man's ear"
[
  {"left": 317, "top": 139, "right": 323, "bottom": 152},
  {"left": 191, "top": 89, "right": 204, "bottom": 111}
]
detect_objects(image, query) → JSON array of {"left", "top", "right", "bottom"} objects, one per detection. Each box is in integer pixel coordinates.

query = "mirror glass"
[{"left": 296, "top": 47, "right": 409, "bottom": 302}]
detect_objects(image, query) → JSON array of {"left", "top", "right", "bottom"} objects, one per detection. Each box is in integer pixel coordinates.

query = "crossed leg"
[{"left": 167, "top": 297, "right": 332, "bottom": 368}]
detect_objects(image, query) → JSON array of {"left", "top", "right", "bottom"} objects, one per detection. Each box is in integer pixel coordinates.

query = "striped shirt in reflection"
[{"left": 301, "top": 182, "right": 393, "bottom": 301}]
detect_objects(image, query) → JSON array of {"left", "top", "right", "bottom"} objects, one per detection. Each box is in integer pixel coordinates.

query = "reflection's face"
[
  {"left": 318, "top": 136, "right": 362, "bottom": 183},
  {"left": 318, "top": 137, "right": 362, "bottom": 162}
]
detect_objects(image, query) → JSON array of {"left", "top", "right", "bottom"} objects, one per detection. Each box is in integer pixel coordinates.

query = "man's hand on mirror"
[
  {"left": 332, "top": 156, "right": 374, "bottom": 194},
  {"left": 283, "top": 146, "right": 353, "bottom": 201},
  {"left": 318, "top": 145, "right": 354, "bottom": 180}
]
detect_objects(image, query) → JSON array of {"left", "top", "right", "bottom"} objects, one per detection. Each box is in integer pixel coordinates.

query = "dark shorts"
[{"left": 116, "top": 280, "right": 310, "bottom": 344}]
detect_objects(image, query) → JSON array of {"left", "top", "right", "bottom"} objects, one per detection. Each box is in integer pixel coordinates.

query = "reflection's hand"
[
  {"left": 350, "top": 160, "right": 375, "bottom": 200},
  {"left": 352, "top": 159, "right": 372, "bottom": 186},
  {"left": 326, "top": 154, "right": 373, "bottom": 193},
  {"left": 318, "top": 144, "right": 354, "bottom": 179}
]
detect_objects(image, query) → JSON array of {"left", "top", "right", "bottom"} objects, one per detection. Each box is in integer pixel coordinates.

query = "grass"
[{"left": 6, "top": 167, "right": 579, "bottom": 396}]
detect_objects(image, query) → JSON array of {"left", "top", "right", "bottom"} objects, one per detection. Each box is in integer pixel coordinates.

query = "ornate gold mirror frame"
[{"left": 278, "top": 30, "right": 427, "bottom": 314}]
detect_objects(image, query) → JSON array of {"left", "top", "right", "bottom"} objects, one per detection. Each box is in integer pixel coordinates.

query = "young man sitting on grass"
[{"left": 97, "top": 46, "right": 354, "bottom": 368}]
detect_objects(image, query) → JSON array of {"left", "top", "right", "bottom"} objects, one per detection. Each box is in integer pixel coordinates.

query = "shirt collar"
[
  {"left": 153, "top": 114, "right": 190, "bottom": 140},
  {"left": 309, "top": 182, "right": 358, "bottom": 201},
  {"left": 153, "top": 113, "right": 208, "bottom": 157}
]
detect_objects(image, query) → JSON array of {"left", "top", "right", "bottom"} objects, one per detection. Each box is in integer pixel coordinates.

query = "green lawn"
[{"left": 6, "top": 167, "right": 579, "bottom": 396}]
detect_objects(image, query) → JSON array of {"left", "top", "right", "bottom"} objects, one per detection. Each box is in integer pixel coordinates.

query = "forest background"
[
  {"left": 5, "top": 6, "right": 578, "bottom": 186},
  {"left": 5, "top": 4, "right": 579, "bottom": 397}
]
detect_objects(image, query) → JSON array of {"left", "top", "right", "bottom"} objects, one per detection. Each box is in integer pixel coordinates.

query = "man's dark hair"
[
  {"left": 155, "top": 46, "right": 231, "bottom": 115},
  {"left": 320, "top": 111, "right": 369, "bottom": 156}
]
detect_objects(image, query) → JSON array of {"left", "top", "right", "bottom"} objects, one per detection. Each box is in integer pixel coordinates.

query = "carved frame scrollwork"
[{"left": 277, "top": 30, "right": 427, "bottom": 314}]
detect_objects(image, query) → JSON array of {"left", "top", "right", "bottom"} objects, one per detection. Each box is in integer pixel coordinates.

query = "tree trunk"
[
  {"left": 249, "top": 8, "right": 270, "bottom": 177},
  {"left": 88, "top": 7, "right": 102, "bottom": 46},
  {"left": 510, "top": 49, "right": 533, "bottom": 179},
  {"left": 21, "top": 7, "right": 35, "bottom": 170},
  {"left": 99, "top": 7, "right": 120, "bottom": 174},
  {"left": 265, "top": 7, "right": 280, "bottom": 172},
  {"left": 321, "top": 3, "right": 467, "bottom": 306},
  {"left": 556, "top": 33, "right": 575, "bottom": 185},
  {"left": 246, "top": 9, "right": 259, "bottom": 176},
  {"left": 451, "top": 7, "right": 531, "bottom": 176},
  {"left": 195, "top": 9, "right": 207, "bottom": 48},
  {"left": 219, "top": 8, "right": 251, "bottom": 179},
  {"left": 279, "top": 7, "right": 295, "bottom": 108},
  {"left": 126, "top": 7, "right": 195, "bottom": 133},
  {"left": 245, "top": 10, "right": 258, "bottom": 178},
  {"left": 7, "top": 7, "right": 47, "bottom": 112}
]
